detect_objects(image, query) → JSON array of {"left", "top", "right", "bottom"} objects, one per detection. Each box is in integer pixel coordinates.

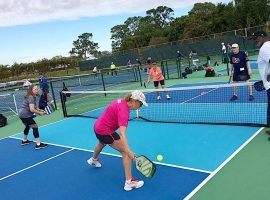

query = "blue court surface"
[{"left": 0, "top": 116, "right": 260, "bottom": 199}]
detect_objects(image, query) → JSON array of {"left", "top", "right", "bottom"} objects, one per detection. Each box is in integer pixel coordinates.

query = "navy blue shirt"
[
  {"left": 39, "top": 91, "right": 48, "bottom": 108},
  {"left": 39, "top": 76, "right": 49, "bottom": 92},
  {"left": 229, "top": 51, "right": 249, "bottom": 74}
]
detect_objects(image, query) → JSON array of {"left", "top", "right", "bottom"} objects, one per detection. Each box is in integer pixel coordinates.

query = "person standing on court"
[
  {"left": 92, "top": 66, "right": 98, "bottom": 78},
  {"left": 87, "top": 90, "right": 148, "bottom": 191},
  {"left": 136, "top": 58, "right": 142, "bottom": 70},
  {"left": 19, "top": 85, "right": 48, "bottom": 149},
  {"left": 250, "top": 30, "right": 270, "bottom": 134},
  {"left": 177, "top": 50, "right": 183, "bottom": 60},
  {"left": 229, "top": 43, "right": 254, "bottom": 101},
  {"left": 110, "top": 62, "right": 117, "bottom": 76},
  {"left": 221, "top": 42, "right": 227, "bottom": 63},
  {"left": 39, "top": 73, "right": 49, "bottom": 93},
  {"left": 147, "top": 61, "right": 171, "bottom": 100}
]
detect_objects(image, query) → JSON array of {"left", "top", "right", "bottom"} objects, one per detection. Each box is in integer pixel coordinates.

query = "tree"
[
  {"left": 70, "top": 33, "right": 99, "bottom": 59},
  {"left": 163, "top": 16, "right": 188, "bottom": 41},
  {"left": 234, "top": 0, "right": 268, "bottom": 28},
  {"left": 111, "top": 24, "right": 129, "bottom": 51},
  {"left": 146, "top": 6, "right": 174, "bottom": 29},
  {"left": 182, "top": 2, "right": 217, "bottom": 37},
  {"left": 0, "top": 65, "right": 11, "bottom": 81},
  {"left": 124, "top": 16, "right": 142, "bottom": 35}
]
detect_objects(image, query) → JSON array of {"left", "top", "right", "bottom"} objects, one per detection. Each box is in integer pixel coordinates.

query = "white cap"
[
  {"left": 131, "top": 90, "right": 148, "bottom": 107},
  {"left": 232, "top": 43, "right": 239, "bottom": 48},
  {"left": 221, "top": 42, "right": 224, "bottom": 45}
]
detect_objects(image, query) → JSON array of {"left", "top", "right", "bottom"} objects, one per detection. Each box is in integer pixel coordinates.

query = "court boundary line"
[
  {"left": 183, "top": 127, "right": 263, "bottom": 200},
  {"left": 0, "top": 148, "right": 74, "bottom": 181},
  {"left": 8, "top": 136, "right": 211, "bottom": 174}
]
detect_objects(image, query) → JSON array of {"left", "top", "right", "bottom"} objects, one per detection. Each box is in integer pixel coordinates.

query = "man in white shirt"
[
  {"left": 221, "top": 42, "right": 227, "bottom": 63},
  {"left": 251, "top": 30, "right": 270, "bottom": 134}
]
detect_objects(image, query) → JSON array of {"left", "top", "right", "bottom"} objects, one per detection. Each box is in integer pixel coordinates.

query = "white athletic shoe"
[
  {"left": 87, "top": 157, "right": 101, "bottom": 168},
  {"left": 157, "top": 96, "right": 161, "bottom": 100},
  {"left": 124, "top": 178, "right": 144, "bottom": 191},
  {"left": 166, "top": 95, "right": 171, "bottom": 99}
]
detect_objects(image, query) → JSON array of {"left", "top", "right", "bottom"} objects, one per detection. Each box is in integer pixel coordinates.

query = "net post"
[
  {"left": 100, "top": 71, "right": 106, "bottom": 96},
  {"left": 132, "top": 66, "right": 137, "bottom": 82},
  {"left": 60, "top": 91, "right": 67, "bottom": 117},
  {"left": 136, "top": 64, "right": 142, "bottom": 86},
  {"left": 161, "top": 61, "right": 165, "bottom": 77}
]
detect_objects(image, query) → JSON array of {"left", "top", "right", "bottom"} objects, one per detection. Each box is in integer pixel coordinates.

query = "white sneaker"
[
  {"left": 87, "top": 157, "right": 101, "bottom": 168},
  {"left": 124, "top": 178, "right": 144, "bottom": 191},
  {"left": 157, "top": 96, "right": 161, "bottom": 100},
  {"left": 166, "top": 95, "right": 171, "bottom": 99}
]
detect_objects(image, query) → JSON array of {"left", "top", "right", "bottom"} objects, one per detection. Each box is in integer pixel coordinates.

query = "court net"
[
  {"left": 60, "top": 82, "right": 267, "bottom": 127},
  {"left": 0, "top": 93, "right": 18, "bottom": 116},
  {"left": 50, "top": 67, "right": 139, "bottom": 89}
]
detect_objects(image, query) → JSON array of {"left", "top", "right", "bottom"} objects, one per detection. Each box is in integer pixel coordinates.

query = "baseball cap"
[
  {"left": 232, "top": 43, "right": 239, "bottom": 48},
  {"left": 131, "top": 90, "right": 148, "bottom": 107},
  {"left": 249, "top": 30, "right": 268, "bottom": 40}
]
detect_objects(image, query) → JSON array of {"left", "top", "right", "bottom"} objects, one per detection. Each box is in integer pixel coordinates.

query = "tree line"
[
  {"left": 0, "top": 56, "right": 79, "bottom": 81},
  {"left": 70, "top": 0, "right": 269, "bottom": 59}
]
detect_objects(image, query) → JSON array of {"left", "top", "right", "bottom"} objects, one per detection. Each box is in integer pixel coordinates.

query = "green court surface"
[
  {"left": 191, "top": 130, "right": 270, "bottom": 200},
  {"left": 1, "top": 61, "right": 269, "bottom": 200}
]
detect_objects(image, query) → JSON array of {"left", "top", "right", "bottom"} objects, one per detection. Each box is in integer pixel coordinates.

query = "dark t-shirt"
[
  {"left": 229, "top": 51, "right": 249, "bottom": 74},
  {"left": 39, "top": 92, "right": 48, "bottom": 108}
]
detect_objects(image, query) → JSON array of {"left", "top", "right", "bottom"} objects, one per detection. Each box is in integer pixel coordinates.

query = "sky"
[{"left": 0, "top": 0, "right": 231, "bottom": 65}]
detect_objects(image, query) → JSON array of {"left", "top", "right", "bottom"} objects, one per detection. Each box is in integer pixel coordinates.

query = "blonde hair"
[{"left": 124, "top": 94, "right": 132, "bottom": 102}]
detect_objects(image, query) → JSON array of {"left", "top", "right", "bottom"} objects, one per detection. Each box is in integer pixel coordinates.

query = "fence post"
[{"left": 49, "top": 81, "right": 57, "bottom": 110}]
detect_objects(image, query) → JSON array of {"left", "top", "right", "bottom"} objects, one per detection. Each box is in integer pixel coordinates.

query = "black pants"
[
  {"left": 20, "top": 117, "right": 40, "bottom": 138},
  {"left": 111, "top": 69, "right": 117, "bottom": 76}
]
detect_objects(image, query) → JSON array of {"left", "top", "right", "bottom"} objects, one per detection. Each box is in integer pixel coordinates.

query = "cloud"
[{"left": 0, "top": 0, "right": 228, "bottom": 27}]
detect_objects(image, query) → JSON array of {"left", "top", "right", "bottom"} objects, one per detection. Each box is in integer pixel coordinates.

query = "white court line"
[
  {"left": 9, "top": 137, "right": 211, "bottom": 174},
  {"left": 0, "top": 148, "right": 74, "bottom": 181},
  {"left": 183, "top": 127, "right": 263, "bottom": 200},
  {"left": 180, "top": 88, "right": 217, "bottom": 104}
]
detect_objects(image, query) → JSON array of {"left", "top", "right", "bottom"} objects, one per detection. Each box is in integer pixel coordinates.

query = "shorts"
[
  {"left": 95, "top": 132, "right": 120, "bottom": 144},
  {"left": 20, "top": 117, "right": 37, "bottom": 127},
  {"left": 154, "top": 80, "right": 165, "bottom": 87},
  {"left": 233, "top": 73, "right": 250, "bottom": 82}
]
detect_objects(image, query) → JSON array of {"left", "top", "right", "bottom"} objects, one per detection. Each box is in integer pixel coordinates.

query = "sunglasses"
[{"left": 138, "top": 101, "right": 143, "bottom": 107}]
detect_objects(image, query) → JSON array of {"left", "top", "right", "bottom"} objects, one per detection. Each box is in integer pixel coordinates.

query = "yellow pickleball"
[{"left": 157, "top": 155, "right": 163, "bottom": 161}]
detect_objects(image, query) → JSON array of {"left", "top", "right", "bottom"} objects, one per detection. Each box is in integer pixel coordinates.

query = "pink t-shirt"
[
  {"left": 94, "top": 98, "right": 130, "bottom": 135},
  {"left": 149, "top": 67, "right": 164, "bottom": 81}
]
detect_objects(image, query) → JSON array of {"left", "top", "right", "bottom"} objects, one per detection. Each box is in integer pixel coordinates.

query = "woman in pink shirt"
[
  {"left": 87, "top": 90, "right": 148, "bottom": 191},
  {"left": 147, "top": 61, "right": 171, "bottom": 100}
]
